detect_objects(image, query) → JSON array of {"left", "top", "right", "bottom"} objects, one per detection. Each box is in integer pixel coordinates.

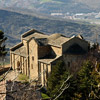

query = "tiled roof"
[
  {"left": 10, "top": 42, "right": 23, "bottom": 51},
  {"left": 48, "top": 33, "right": 62, "bottom": 40},
  {"left": 21, "top": 29, "right": 72, "bottom": 47},
  {"left": 48, "top": 36, "right": 70, "bottom": 47},
  {"left": 38, "top": 56, "right": 61, "bottom": 64},
  {"left": 23, "top": 32, "right": 49, "bottom": 40},
  {"left": 21, "top": 29, "right": 44, "bottom": 38},
  {"left": 11, "top": 29, "right": 86, "bottom": 54},
  {"left": 11, "top": 46, "right": 27, "bottom": 57}
]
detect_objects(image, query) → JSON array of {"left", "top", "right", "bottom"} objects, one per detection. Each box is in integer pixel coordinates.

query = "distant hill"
[
  {"left": 76, "top": 0, "right": 100, "bottom": 10},
  {"left": 0, "top": 9, "right": 100, "bottom": 48},
  {"left": 0, "top": 0, "right": 100, "bottom": 14}
]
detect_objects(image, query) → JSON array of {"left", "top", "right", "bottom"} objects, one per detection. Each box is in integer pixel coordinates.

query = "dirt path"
[
  {"left": 6, "top": 70, "right": 19, "bottom": 81},
  {"left": 0, "top": 70, "right": 19, "bottom": 100}
]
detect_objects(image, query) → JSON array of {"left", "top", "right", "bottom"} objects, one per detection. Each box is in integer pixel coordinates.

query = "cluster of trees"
[{"left": 47, "top": 60, "right": 100, "bottom": 100}]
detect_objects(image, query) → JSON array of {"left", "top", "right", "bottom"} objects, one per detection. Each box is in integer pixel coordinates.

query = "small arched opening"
[{"left": 17, "top": 61, "right": 20, "bottom": 71}]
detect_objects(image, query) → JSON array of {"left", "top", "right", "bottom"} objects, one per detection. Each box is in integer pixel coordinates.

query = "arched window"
[{"left": 17, "top": 61, "right": 20, "bottom": 71}]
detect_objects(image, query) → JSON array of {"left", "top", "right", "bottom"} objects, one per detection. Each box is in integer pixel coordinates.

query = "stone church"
[{"left": 10, "top": 29, "right": 89, "bottom": 86}]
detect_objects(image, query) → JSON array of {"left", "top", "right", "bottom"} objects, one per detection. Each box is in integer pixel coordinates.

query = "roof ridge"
[
  {"left": 21, "top": 29, "right": 44, "bottom": 38},
  {"left": 10, "top": 42, "right": 23, "bottom": 51}
]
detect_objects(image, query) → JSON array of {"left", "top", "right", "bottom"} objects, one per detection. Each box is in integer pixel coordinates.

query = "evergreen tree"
[
  {"left": 0, "top": 30, "right": 7, "bottom": 57},
  {"left": 74, "top": 61, "right": 100, "bottom": 100},
  {"left": 47, "top": 61, "right": 65, "bottom": 98},
  {"left": 47, "top": 61, "right": 76, "bottom": 100},
  {"left": 47, "top": 60, "right": 100, "bottom": 100}
]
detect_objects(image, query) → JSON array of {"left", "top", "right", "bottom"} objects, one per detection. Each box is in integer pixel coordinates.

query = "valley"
[{"left": 0, "top": 9, "right": 100, "bottom": 48}]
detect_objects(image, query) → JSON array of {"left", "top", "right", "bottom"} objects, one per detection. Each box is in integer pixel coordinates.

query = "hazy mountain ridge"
[
  {"left": 0, "top": 0, "right": 100, "bottom": 14},
  {"left": 0, "top": 9, "right": 100, "bottom": 48},
  {"left": 76, "top": 0, "right": 100, "bottom": 9}
]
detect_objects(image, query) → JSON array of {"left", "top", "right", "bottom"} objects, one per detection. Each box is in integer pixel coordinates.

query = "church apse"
[{"left": 66, "top": 43, "right": 87, "bottom": 55}]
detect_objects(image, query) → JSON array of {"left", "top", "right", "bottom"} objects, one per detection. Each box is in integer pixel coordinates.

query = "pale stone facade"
[{"left": 10, "top": 29, "right": 89, "bottom": 86}]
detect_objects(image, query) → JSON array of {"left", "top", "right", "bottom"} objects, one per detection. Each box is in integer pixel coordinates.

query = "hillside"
[
  {"left": 0, "top": 0, "right": 100, "bottom": 14},
  {"left": 0, "top": 9, "right": 100, "bottom": 48},
  {"left": 76, "top": 0, "right": 100, "bottom": 9}
]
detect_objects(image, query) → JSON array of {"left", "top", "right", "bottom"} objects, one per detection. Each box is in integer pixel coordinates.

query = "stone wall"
[
  {"left": 22, "top": 39, "right": 27, "bottom": 47},
  {"left": 63, "top": 54, "right": 86, "bottom": 73},
  {"left": 29, "top": 39, "right": 38, "bottom": 79}
]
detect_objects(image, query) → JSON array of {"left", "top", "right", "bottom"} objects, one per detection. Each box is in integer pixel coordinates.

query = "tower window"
[
  {"left": 32, "top": 56, "right": 34, "bottom": 61},
  {"left": 17, "top": 61, "right": 20, "bottom": 70},
  {"left": 31, "top": 64, "right": 33, "bottom": 69}
]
